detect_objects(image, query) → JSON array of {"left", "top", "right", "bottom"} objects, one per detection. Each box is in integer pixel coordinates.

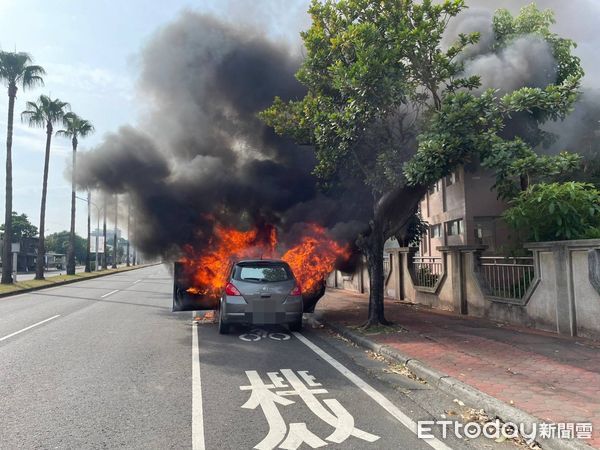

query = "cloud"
[{"left": 43, "top": 62, "right": 133, "bottom": 99}]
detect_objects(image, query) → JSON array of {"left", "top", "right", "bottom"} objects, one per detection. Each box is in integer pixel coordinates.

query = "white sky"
[
  {"left": 0, "top": 0, "right": 596, "bottom": 239},
  {"left": 0, "top": 0, "right": 310, "bottom": 238}
]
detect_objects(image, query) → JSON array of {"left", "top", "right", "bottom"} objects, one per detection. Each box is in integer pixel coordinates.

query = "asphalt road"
[{"left": 0, "top": 264, "right": 515, "bottom": 449}]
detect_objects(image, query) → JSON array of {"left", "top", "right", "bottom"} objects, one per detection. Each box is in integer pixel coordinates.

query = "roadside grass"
[{"left": 0, "top": 265, "right": 152, "bottom": 296}]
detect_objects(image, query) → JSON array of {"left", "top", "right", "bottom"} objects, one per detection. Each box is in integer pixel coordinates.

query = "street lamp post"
[
  {"left": 112, "top": 194, "right": 118, "bottom": 269},
  {"left": 76, "top": 194, "right": 103, "bottom": 272}
]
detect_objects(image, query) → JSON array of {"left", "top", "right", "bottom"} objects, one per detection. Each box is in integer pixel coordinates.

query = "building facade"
[{"left": 419, "top": 163, "right": 513, "bottom": 257}]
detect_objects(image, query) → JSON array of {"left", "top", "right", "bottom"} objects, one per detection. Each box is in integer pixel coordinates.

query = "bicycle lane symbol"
[{"left": 239, "top": 328, "right": 291, "bottom": 342}]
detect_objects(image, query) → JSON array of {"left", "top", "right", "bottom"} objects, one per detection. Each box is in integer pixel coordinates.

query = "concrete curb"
[
  {"left": 0, "top": 263, "right": 162, "bottom": 299},
  {"left": 316, "top": 317, "right": 595, "bottom": 450}
]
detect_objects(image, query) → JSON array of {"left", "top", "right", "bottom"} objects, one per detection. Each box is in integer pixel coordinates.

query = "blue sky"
[{"left": 0, "top": 0, "right": 310, "bottom": 238}]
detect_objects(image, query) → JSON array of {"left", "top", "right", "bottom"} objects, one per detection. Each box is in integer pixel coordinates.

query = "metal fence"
[
  {"left": 412, "top": 256, "right": 443, "bottom": 288},
  {"left": 479, "top": 256, "right": 535, "bottom": 300}
]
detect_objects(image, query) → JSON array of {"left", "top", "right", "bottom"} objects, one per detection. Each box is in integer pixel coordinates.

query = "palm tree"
[
  {"left": 0, "top": 52, "right": 44, "bottom": 284},
  {"left": 21, "top": 95, "right": 70, "bottom": 280},
  {"left": 56, "top": 113, "right": 94, "bottom": 275}
]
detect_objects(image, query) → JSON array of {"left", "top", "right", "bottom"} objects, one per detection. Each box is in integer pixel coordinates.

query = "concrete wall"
[{"left": 330, "top": 239, "right": 600, "bottom": 339}]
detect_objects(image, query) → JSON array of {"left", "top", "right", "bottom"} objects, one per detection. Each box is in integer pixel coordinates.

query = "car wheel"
[
  {"left": 218, "top": 308, "right": 229, "bottom": 334},
  {"left": 289, "top": 318, "right": 302, "bottom": 332}
]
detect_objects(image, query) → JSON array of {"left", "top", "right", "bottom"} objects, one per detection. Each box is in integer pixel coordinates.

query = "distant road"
[{"left": 14, "top": 265, "right": 87, "bottom": 281}]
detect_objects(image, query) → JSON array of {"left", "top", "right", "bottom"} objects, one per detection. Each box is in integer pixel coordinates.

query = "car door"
[{"left": 172, "top": 261, "right": 219, "bottom": 311}]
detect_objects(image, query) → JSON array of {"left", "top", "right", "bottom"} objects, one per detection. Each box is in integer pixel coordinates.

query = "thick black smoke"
[
  {"left": 445, "top": 0, "right": 600, "bottom": 153},
  {"left": 77, "top": 12, "right": 371, "bottom": 259}
]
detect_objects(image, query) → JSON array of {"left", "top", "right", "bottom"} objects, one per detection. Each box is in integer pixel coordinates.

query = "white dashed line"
[
  {"left": 0, "top": 315, "right": 61, "bottom": 342},
  {"left": 100, "top": 289, "right": 119, "bottom": 298}
]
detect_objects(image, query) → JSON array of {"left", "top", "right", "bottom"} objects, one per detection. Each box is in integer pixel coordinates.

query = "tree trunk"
[
  {"left": 102, "top": 197, "right": 107, "bottom": 269},
  {"left": 359, "top": 217, "right": 390, "bottom": 327},
  {"left": 2, "top": 85, "right": 17, "bottom": 284},
  {"left": 357, "top": 184, "right": 427, "bottom": 328},
  {"left": 112, "top": 195, "right": 118, "bottom": 269},
  {"left": 126, "top": 202, "right": 131, "bottom": 267},
  {"left": 35, "top": 123, "right": 53, "bottom": 280},
  {"left": 84, "top": 190, "right": 91, "bottom": 272},
  {"left": 66, "top": 136, "right": 78, "bottom": 275}
]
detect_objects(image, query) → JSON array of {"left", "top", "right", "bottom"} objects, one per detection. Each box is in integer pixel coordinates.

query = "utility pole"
[
  {"left": 112, "top": 194, "right": 118, "bottom": 269},
  {"left": 102, "top": 195, "right": 107, "bottom": 270},
  {"left": 85, "top": 190, "right": 91, "bottom": 272},
  {"left": 126, "top": 201, "right": 131, "bottom": 267},
  {"left": 132, "top": 209, "right": 137, "bottom": 266}
]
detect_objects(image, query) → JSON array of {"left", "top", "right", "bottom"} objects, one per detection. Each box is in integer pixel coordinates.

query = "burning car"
[
  {"left": 216, "top": 259, "right": 302, "bottom": 333},
  {"left": 172, "top": 223, "right": 348, "bottom": 329}
]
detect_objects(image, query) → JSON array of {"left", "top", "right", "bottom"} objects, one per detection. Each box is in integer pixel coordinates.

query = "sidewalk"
[{"left": 315, "top": 289, "right": 600, "bottom": 448}]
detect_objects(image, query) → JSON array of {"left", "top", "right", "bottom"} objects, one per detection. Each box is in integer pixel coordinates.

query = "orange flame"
[
  {"left": 282, "top": 224, "right": 350, "bottom": 293},
  {"left": 181, "top": 223, "right": 349, "bottom": 296}
]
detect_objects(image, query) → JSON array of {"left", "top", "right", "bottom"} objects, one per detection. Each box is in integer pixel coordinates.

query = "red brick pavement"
[{"left": 316, "top": 289, "right": 600, "bottom": 448}]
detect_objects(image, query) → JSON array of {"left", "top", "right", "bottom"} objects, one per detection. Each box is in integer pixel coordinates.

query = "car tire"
[
  {"left": 289, "top": 318, "right": 302, "bottom": 332},
  {"left": 218, "top": 308, "right": 229, "bottom": 334}
]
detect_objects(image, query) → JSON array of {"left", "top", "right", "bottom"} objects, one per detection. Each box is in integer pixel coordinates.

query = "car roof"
[{"left": 235, "top": 258, "right": 287, "bottom": 265}]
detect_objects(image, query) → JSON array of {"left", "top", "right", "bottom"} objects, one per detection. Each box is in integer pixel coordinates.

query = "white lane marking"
[
  {"left": 293, "top": 332, "right": 452, "bottom": 450},
  {"left": 0, "top": 315, "right": 61, "bottom": 342},
  {"left": 192, "top": 321, "right": 206, "bottom": 450},
  {"left": 100, "top": 289, "right": 119, "bottom": 298},
  {"left": 133, "top": 279, "right": 142, "bottom": 284}
]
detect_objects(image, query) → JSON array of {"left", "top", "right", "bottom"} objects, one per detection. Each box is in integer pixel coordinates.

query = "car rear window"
[{"left": 234, "top": 262, "right": 293, "bottom": 283}]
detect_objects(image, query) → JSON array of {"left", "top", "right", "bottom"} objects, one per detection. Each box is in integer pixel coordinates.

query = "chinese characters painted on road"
[{"left": 240, "top": 369, "right": 379, "bottom": 450}]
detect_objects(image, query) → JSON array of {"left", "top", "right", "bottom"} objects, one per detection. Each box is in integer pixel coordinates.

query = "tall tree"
[
  {"left": 0, "top": 52, "right": 44, "bottom": 283},
  {"left": 56, "top": 113, "right": 94, "bottom": 275},
  {"left": 45, "top": 230, "right": 87, "bottom": 264},
  {"left": 1, "top": 212, "right": 38, "bottom": 240},
  {"left": 263, "top": 0, "right": 478, "bottom": 326},
  {"left": 262, "top": 1, "right": 583, "bottom": 327},
  {"left": 21, "top": 95, "right": 70, "bottom": 280}
]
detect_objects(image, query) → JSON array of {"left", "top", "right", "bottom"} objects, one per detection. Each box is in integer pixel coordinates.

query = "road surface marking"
[
  {"left": 239, "top": 328, "right": 291, "bottom": 342},
  {"left": 293, "top": 332, "right": 452, "bottom": 450},
  {"left": 192, "top": 321, "right": 205, "bottom": 450},
  {"left": 100, "top": 289, "right": 119, "bottom": 298},
  {"left": 133, "top": 279, "right": 141, "bottom": 284},
  {"left": 0, "top": 315, "right": 61, "bottom": 342},
  {"left": 240, "top": 369, "right": 378, "bottom": 449}
]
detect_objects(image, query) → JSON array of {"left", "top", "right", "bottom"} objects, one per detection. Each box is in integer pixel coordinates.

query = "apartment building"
[{"left": 419, "top": 162, "right": 512, "bottom": 257}]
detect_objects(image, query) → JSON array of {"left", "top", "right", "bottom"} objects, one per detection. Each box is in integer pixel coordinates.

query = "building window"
[
  {"left": 428, "top": 181, "right": 440, "bottom": 194},
  {"left": 446, "top": 219, "right": 463, "bottom": 236},
  {"left": 445, "top": 170, "right": 459, "bottom": 186},
  {"left": 430, "top": 224, "right": 442, "bottom": 239}
]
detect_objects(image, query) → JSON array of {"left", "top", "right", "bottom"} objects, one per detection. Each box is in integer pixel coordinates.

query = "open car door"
[{"left": 172, "top": 262, "right": 219, "bottom": 311}]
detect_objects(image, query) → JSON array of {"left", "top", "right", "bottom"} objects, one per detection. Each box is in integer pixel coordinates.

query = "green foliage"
[
  {"left": 56, "top": 112, "right": 95, "bottom": 141},
  {"left": 503, "top": 182, "right": 600, "bottom": 242},
  {"left": 406, "top": 214, "right": 429, "bottom": 247},
  {"left": 261, "top": 0, "right": 477, "bottom": 194},
  {"left": 46, "top": 231, "right": 88, "bottom": 264},
  {"left": 0, "top": 212, "right": 38, "bottom": 240},
  {"left": 405, "top": 4, "right": 583, "bottom": 198},
  {"left": 21, "top": 95, "right": 70, "bottom": 130},
  {"left": 0, "top": 51, "right": 45, "bottom": 91},
  {"left": 492, "top": 4, "right": 583, "bottom": 84}
]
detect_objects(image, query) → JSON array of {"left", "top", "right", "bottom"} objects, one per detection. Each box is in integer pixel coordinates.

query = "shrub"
[{"left": 503, "top": 182, "right": 600, "bottom": 242}]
